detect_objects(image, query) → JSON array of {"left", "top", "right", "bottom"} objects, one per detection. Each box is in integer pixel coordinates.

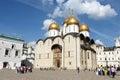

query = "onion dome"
[
  {"left": 79, "top": 23, "right": 90, "bottom": 32},
  {"left": 61, "top": 30, "right": 63, "bottom": 36},
  {"left": 28, "top": 45, "right": 32, "bottom": 48},
  {"left": 48, "top": 22, "right": 60, "bottom": 31},
  {"left": 67, "top": 16, "right": 79, "bottom": 25},
  {"left": 63, "top": 17, "right": 70, "bottom": 24}
]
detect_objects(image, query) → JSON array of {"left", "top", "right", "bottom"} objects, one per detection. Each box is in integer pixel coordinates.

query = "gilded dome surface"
[
  {"left": 28, "top": 45, "right": 32, "bottom": 48},
  {"left": 67, "top": 16, "right": 79, "bottom": 25},
  {"left": 48, "top": 22, "right": 60, "bottom": 31},
  {"left": 79, "top": 24, "right": 90, "bottom": 32},
  {"left": 63, "top": 17, "right": 70, "bottom": 24}
]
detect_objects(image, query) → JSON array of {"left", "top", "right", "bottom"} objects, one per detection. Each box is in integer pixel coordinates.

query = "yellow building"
[{"left": 34, "top": 16, "right": 97, "bottom": 70}]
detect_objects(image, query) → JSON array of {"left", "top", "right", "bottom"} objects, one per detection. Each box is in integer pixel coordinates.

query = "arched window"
[
  {"left": 68, "top": 51, "right": 70, "bottom": 57},
  {"left": 88, "top": 52, "right": 89, "bottom": 59}
]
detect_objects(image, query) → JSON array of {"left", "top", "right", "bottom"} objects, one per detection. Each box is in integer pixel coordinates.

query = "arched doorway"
[{"left": 51, "top": 44, "right": 62, "bottom": 68}]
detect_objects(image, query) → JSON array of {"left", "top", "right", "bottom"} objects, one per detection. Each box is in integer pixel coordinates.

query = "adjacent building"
[
  {"left": 22, "top": 45, "right": 35, "bottom": 67},
  {"left": 35, "top": 16, "right": 97, "bottom": 70},
  {"left": 0, "top": 35, "right": 24, "bottom": 69},
  {"left": 96, "top": 37, "right": 120, "bottom": 67}
]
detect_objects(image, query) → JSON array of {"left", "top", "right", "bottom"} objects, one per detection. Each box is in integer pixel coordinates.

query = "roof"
[
  {"left": 104, "top": 47, "right": 114, "bottom": 51},
  {"left": 0, "top": 34, "right": 24, "bottom": 42},
  {"left": 81, "top": 44, "right": 96, "bottom": 53}
]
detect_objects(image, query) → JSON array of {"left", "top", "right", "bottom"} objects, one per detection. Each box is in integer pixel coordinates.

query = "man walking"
[
  {"left": 77, "top": 67, "right": 80, "bottom": 73},
  {"left": 111, "top": 66, "right": 115, "bottom": 78}
]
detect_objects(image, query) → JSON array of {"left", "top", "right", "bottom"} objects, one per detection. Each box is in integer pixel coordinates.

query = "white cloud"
[
  {"left": 81, "top": 1, "right": 117, "bottom": 19},
  {"left": 42, "top": 19, "right": 54, "bottom": 30},
  {"left": 16, "top": 0, "right": 117, "bottom": 19},
  {"left": 41, "top": 19, "right": 54, "bottom": 37},
  {"left": 48, "top": 6, "right": 64, "bottom": 18},
  {"left": 27, "top": 41, "right": 36, "bottom": 47},
  {"left": 49, "top": 0, "right": 117, "bottom": 19},
  {"left": 95, "top": 39, "right": 104, "bottom": 45},
  {"left": 56, "top": 0, "right": 65, "bottom": 4}
]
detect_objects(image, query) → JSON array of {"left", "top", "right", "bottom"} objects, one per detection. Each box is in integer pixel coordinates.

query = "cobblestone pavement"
[{"left": 0, "top": 69, "right": 119, "bottom": 80}]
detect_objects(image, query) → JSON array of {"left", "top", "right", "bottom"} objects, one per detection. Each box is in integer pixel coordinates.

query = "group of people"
[
  {"left": 96, "top": 65, "right": 120, "bottom": 78},
  {"left": 40, "top": 67, "right": 55, "bottom": 71},
  {"left": 16, "top": 66, "right": 33, "bottom": 73}
]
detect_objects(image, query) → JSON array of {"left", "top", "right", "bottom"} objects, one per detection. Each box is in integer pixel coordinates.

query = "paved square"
[{"left": 0, "top": 69, "right": 119, "bottom": 80}]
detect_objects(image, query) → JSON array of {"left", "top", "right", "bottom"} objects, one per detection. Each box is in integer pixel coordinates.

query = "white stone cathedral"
[{"left": 34, "top": 16, "right": 97, "bottom": 70}]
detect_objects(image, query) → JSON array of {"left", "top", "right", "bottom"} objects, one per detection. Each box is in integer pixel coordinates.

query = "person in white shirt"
[{"left": 111, "top": 66, "right": 115, "bottom": 78}]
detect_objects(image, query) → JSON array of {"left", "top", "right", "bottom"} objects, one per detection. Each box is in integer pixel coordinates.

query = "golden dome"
[
  {"left": 28, "top": 45, "right": 32, "bottom": 48},
  {"left": 67, "top": 16, "right": 79, "bottom": 25},
  {"left": 79, "top": 23, "right": 90, "bottom": 32},
  {"left": 63, "top": 17, "right": 70, "bottom": 24},
  {"left": 48, "top": 22, "right": 60, "bottom": 31}
]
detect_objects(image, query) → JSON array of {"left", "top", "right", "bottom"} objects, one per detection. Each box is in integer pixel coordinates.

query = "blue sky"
[{"left": 0, "top": 0, "right": 120, "bottom": 47}]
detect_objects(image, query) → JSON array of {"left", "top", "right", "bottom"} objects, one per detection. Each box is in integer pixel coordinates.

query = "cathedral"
[{"left": 34, "top": 16, "right": 97, "bottom": 70}]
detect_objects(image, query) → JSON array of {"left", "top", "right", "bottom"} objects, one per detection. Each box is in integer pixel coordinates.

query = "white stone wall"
[
  {"left": 34, "top": 34, "right": 97, "bottom": 70},
  {"left": 35, "top": 39, "right": 53, "bottom": 68},
  {"left": 80, "top": 31, "right": 89, "bottom": 37},
  {"left": 66, "top": 25, "right": 79, "bottom": 34},
  {"left": 96, "top": 45, "right": 120, "bottom": 67},
  {"left": 63, "top": 24, "right": 67, "bottom": 35},
  {"left": 0, "top": 37, "right": 24, "bottom": 69},
  {"left": 48, "top": 30, "right": 59, "bottom": 37},
  {"left": 64, "top": 35, "right": 76, "bottom": 69}
]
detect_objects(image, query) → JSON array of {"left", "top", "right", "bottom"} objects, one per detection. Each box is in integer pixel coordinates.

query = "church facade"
[{"left": 34, "top": 16, "right": 97, "bottom": 70}]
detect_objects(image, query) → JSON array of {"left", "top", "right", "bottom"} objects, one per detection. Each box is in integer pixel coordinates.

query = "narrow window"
[
  {"left": 112, "top": 58, "right": 114, "bottom": 60},
  {"left": 118, "top": 58, "right": 120, "bottom": 60},
  {"left": 82, "top": 61, "right": 83, "bottom": 65},
  {"left": 68, "top": 51, "right": 70, "bottom": 57},
  {"left": 54, "top": 31, "right": 55, "bottom": 35},
  {"left": 5, "top": 49, "right": 9, "bottom": 57},
  {"left": 12, "top": 44, "right": 15, "bottom": 49},
  {"left": 39, "top": 54, "right": 41, "bottom": 59},
  {"left": 47, "top": 53, "right": 49, "bottom": 59},
  {"left": 88, "top": 52, "right": 89, "bottom": 59},
  {"left": 15, "top": 50, "right": 19, "bottom": 57},
  {"left": 74, "top": 26, "right": 75, "bottom": 32},
  {"left": 69, "top": 62, "right": 71, "bottom": 65},
  {"left": 85, "top": 61, "right": 87, "bottom": 65}
]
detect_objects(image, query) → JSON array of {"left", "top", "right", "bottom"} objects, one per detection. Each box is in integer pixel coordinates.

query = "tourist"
[
  {"left": 111, "top": 66, "right": 115, "bottom": 78},
  {"left": 77, "top": 67, "right": 80, "bottom": 73}
]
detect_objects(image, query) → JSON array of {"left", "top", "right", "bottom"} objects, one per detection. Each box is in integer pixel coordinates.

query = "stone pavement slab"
[{"left": 0, "top": 69, "right": 119, "bottom": 80}]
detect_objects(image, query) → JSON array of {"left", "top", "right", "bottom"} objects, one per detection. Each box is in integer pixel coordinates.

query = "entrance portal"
[
  {"left": 3, "top": 62, "right": 8, "bottom": 68},
  {"left": 51, "top": 44, "right": 62, "bottom": 68},
  {"left": 54, "top": 59, "right": 60, "bottom": 68}
]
